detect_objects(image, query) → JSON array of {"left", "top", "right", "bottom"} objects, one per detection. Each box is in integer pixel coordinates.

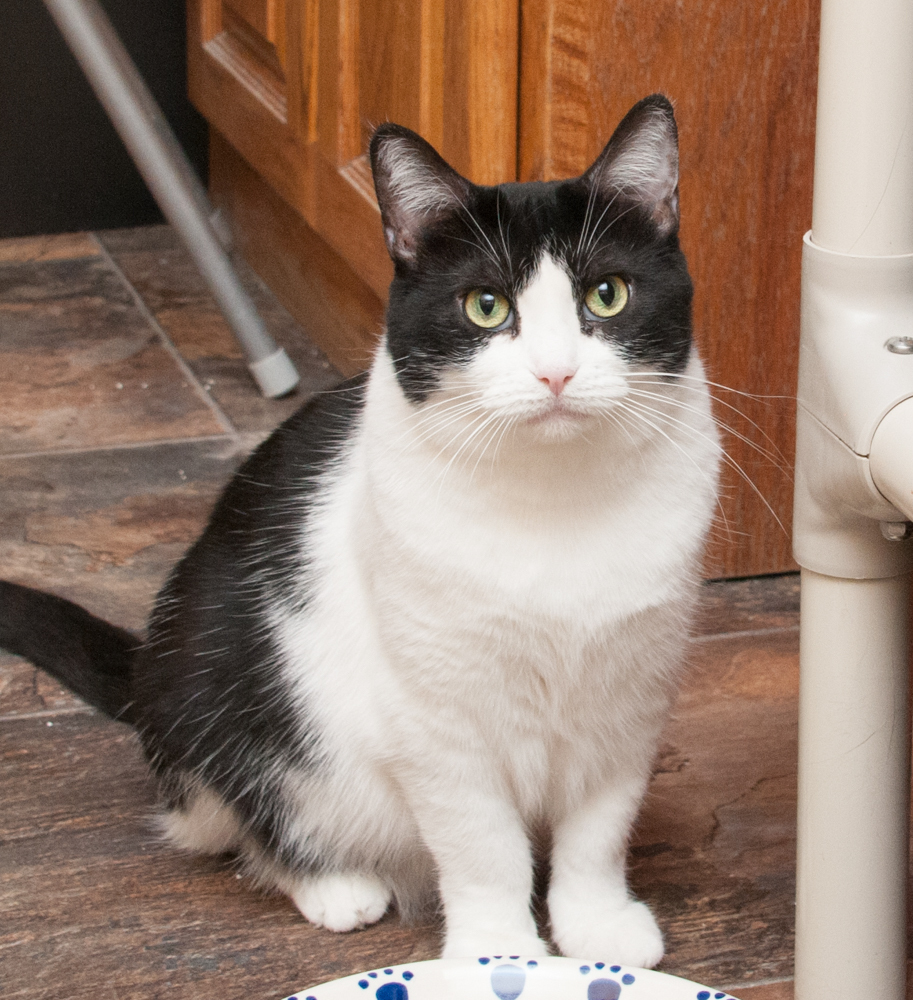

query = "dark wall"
[{"left": 1, "top": 0, "right": 208, "bottom": 238}]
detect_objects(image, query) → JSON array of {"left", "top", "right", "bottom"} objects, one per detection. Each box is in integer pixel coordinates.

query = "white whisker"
[
  {"left": 622, "top": 396, "right": 786, "bottom": 537},
  {"left": 611, "top": 398, "right": 735, "bottom": 541},
  {"left": 626, "top": 386, "right": 790, "bottom": 476}
]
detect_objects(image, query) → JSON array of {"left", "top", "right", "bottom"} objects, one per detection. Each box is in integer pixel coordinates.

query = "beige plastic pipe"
[
  {"left": 794, "top": 0, "right": 913, "bottom": 997},
  {"left": 795, "top": 572, "right": 910, "bottom": 1000},
  {"left": 871, "top": 397, "right": 913, "bottom": 522}
]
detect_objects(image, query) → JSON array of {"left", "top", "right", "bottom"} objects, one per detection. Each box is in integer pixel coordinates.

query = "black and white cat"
[{"left": 0, "top": 95, "right": 720, "bottom": 966}]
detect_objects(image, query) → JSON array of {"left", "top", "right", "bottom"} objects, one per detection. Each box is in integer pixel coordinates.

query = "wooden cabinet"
[
  {"left": 188, "top": 0, "right": 820, "bottom": 578},
  {"left": 190, "top": 0, "right": 518, "bottom": 298}
]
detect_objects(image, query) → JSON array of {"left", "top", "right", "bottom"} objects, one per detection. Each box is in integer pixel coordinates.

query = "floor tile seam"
[
  {"left": 0, "top": 434, "right": 239, "bottom": 462},
  {"left": 692, "top": 625, "right": 800, "bottom": 644},
  {"left": 722, "top": 976, "right": 793, "bottom": 993},
  {"left": 0, "top": 821, "right": 145, "bottom": 848},
  {"left": 0, "top": 234, "right": 103, "bottom": 266},
  {"left": 0, "top": 706, "right": 96, "bottom": 723},
  {"left": 90, "top": 232, "right": 242, "bottom": 444}
]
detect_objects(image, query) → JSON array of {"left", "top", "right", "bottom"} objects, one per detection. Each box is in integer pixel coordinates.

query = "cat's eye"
[
  {"left": 464, "top": 289, "right": 512, "bottom": 329},
  {"left": 584, "top": 276, "right": 629, "bottom": 319}
]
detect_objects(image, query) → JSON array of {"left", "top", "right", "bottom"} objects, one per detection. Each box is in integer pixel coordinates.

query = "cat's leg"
[
  {"left": 290, "top": 872, "right": 393, "bottom": 932},
  {"left": 407, "top": 780, "right": 548, "bottom": 958},
  {"left": 547, "top": 776, "right": 663, "bottom": 966}
]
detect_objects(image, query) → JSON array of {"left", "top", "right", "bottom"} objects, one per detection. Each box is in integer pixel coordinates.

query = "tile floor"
[{"left": 0, "top": 227, "right": 799, "bottom": 1000}]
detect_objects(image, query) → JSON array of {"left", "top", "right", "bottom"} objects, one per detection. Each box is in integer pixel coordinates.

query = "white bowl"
[{"left": 282, "top": 956, "right": 739, "bottom": 1000}]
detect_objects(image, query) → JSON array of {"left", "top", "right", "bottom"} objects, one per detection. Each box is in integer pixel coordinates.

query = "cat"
[{"left": 0, "top": 94, "right": 720, "bottom": 966}]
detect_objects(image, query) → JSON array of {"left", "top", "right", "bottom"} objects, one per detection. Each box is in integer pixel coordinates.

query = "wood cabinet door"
[
  {"left": 188, "top": 0, "right": 816, "bottom": 578},
  {"left": 520, "top": 0, "right": 819, "bottom": 577},
  {"left": 188, "top": 0, "right": 519, "bottom": 302}
]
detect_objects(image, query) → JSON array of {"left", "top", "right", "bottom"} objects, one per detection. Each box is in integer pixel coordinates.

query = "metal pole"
[{"left": 42, "top": 0, "right": 300, "bottom": 398}]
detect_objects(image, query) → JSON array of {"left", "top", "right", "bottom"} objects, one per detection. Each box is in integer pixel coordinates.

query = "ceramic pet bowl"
[{"left": 282, "top": 956, "right": 739, "bottom": 1000}]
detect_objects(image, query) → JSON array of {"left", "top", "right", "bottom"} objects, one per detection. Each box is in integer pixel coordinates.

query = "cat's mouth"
[{"left": 526, "top": 397, "right": 589, "bottom": 426}]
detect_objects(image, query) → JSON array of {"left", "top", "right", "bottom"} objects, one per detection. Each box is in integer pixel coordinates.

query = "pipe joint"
[{"left": 793, "top": 235, "right": 913, "bottom": 577}]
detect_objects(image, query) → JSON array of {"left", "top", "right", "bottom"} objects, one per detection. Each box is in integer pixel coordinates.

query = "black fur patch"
[
  {"left": 372, "top": 96, "right": 691, "bottom": 405},
  {"left": 382, "top": 177, "right": 691, "bottom": 405},
  {"left": 0, "top": 580, "right": 138, "bottom": 720},
  {"left": 1, "top": 97, "right": 694, "bottom": 881},
  {"left": 131, "top": 374, "right": 368, "bottom": 858}
]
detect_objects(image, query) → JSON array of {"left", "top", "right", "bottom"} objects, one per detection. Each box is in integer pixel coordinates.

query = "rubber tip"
[{"left": 248, "top": 348, "right": 300, "bottom": 398}]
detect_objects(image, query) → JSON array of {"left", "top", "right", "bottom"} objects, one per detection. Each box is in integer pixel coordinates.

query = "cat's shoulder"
[
  {"left": 245, "top": 371, "right": 369, "bottom": 482},
  {"left": 210, "top": 372, "right": 368, "bottom": 523}
]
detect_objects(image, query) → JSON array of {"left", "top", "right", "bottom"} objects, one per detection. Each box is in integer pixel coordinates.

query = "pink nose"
[{"left": 537, "top": 369, "right": 577, "bottom": 396}]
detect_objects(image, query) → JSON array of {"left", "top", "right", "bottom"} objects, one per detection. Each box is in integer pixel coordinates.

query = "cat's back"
[{"left": 131, "top": 375, "right": 368, "bottom": 740}]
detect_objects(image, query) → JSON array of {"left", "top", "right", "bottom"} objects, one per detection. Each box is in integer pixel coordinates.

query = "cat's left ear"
[
  {"left": 584, "top": 94, "right": 680, "bottom": 236},
  {"left": 370, "top": 124, "right": 471, "bottom": 265}
]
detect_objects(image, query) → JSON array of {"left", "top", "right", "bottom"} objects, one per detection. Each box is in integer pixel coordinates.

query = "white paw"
[
  {"left": 551, "top": 899, "right": 663, "bottom": 968},
  {"left": 290, "top": 872, "right": 392, "bottom": 932},
  {"left": 442, "top": 930, "right": 549, "bottom": 960}
]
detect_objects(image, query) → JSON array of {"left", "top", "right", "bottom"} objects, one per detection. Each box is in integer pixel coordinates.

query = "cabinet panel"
[
  {"left": 222, "top": 0, "right": 288, "bottom": 79},
  {"left": 189, "top": 0, "right": 309, "bottom": 213},
  {"left": 191, "top": 0, "right": 812, "bottom": 576},
  {"left": 223, "top": 0, "right": 284, "bottom": 46},
  {"left": 324, "top": 0, "right": 516, "bottom": 288},
  {"left": 357, "top": 0, "right": 426, "bottom": 147},
  {"left": 520, "top": 0, "right": 818, "bottom": 577},
  {"left": 191, "top": 0, "right": 518, "bottom": 300},
  {"left": 440, "top": 0, "right": 518, "bottom": 183},
  {"left": 196, "top": 0, "right": 291, "bottom": 120}
]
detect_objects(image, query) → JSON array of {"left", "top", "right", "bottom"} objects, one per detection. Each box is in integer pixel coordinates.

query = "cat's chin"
[{"left": 523, "top": 405, "right": 591, "bottom": 441}]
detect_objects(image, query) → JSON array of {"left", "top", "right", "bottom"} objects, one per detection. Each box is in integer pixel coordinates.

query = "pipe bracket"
[{"left": 793, "top": 234, "right": 913, "bottom": 577}]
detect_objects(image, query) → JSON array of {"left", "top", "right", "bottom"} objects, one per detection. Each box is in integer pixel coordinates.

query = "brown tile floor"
[{"left": 0, "top": 227, "right": 798, "bottom": 1000}]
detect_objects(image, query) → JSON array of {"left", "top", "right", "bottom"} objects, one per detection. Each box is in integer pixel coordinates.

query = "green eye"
[
  {"left": 464, "top": 289, "right": 512, "bottom": 329},
  {"left": 584, "top": 276, "right": 629, "bottom": 318}
]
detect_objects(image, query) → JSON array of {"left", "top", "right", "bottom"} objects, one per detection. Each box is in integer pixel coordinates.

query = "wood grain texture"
[
  {"left": 1, "top": 580, "right": 812, "bottom": 997},
  {"left": 0, "top": 442, "right": 239, "bottom": 633},
  {"left": 310, "top": 151, "right": 394, "bottom": 298},
  {"left": 191, "top": 0, "right": 519, "bottom": 308},
  {"left": 519, "top": 0, "right": 819, "bottom": 577},
  {"left": 0, "top": 232, "right": 101, "bottom": 264},
  {"left": 0, "top": 652, "right": 90, "bottom": 719},
  {"left": 440, "top": 0, "right": 519, "bottom": 182},
  {"left": 0, "top": 713, "right": 441, "bottom": 1000},
  {"left": 190, "top": 0, "right": 812, "bottom": 576},
  {"left": 189, "top": 0, "right": 312, "bottom": 211},
  {"left": 358, "top": 0, "right": 426, "bottom": 145}
]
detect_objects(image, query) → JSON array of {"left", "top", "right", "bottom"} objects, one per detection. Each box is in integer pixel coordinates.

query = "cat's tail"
[{"left": 0, "top": 580, "right": 139, "bottom": 722}]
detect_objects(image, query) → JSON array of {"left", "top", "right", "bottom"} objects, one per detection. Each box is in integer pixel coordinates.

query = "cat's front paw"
[
  {"left": 441, "top": 930, "right": 549, "bottom": 959},
  {"left": 551, "top": 899, "right": 663, "bottom": 968},
  {"left": 290, "top": 872, "right": 392, "bottom": 932}
]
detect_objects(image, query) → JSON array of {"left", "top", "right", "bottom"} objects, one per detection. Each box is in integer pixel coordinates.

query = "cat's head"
[{"left": 369, "top": 95, "right": 693, "bottom": 442}]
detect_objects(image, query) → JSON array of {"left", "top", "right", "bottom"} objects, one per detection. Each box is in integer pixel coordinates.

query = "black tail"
[{"left": 0, "top": 581, "right": 139, "bottom": 722}]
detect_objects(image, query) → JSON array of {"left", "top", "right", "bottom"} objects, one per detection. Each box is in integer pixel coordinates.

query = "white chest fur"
[
  {"left": 265, "top": 94, "right": 717, "bottom": 967},
  {"left": 287, "top": 327, "right": 720, "bottom": 787}
]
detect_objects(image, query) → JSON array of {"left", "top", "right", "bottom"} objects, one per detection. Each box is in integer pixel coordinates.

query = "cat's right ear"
[
  {"left": 370, "top": 125, "right": 470, "bottom": 265},
  {"left": 585, "top": 94, "right": 681, "bottom": 236}
]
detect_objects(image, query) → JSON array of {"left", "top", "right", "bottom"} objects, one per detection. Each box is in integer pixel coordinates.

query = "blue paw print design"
[
  {"left": 576, "top": 962, "right": 636, "bottom": 1000},
  {"left": 489, "top": 961, "right": 528, "bottom": 1000},
  {"left": 480, "top": 957, "right": 633, "bottom": 1000},
  {"left": 346, "top": 966, "right": 414, "bottom": 1000},
  {"left": 284, "top": 967, "right": 418, "bottom": 1000},
  {"left": 286, "top": 958, "right": 735, "bottom": 1000}
]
